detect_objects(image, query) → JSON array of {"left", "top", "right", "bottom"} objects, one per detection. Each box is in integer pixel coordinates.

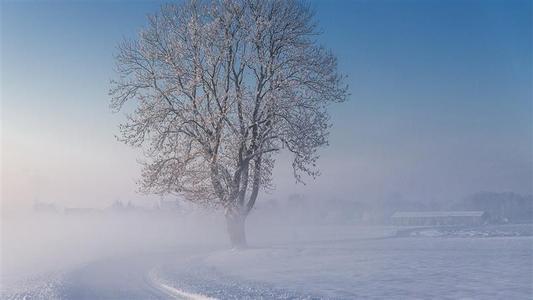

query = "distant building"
[
  {"left": 33, "top": 201, "right": 58, "bottom": 213},
  {"left": 64, "top": 207, "right": 102, "bottom": 215},
  {"left": 391, "top": 211, "right": 488, "bottom": 226},
  {"left": 159, "top": 199, "right": 180, "bottom": 210}
]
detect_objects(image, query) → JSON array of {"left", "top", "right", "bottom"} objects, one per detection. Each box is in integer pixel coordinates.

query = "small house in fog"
[{"left": 391, "top": 211, "right": 487, "bottom": 226}]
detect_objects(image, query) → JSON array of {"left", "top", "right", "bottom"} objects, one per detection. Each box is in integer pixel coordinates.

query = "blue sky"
[{"left": 2, "top": 0, "right": 531, "bottom": 210}]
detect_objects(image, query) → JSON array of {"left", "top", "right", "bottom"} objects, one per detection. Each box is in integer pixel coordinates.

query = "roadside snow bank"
[
  {"left": 0, "top": 271, "right": 65, "bottom": 300},
  {"left": 403, "top": 224, "right": 533, "bottom": 238},
  {"left": 147, "top": 268, "right": 216, "bottom": 300},
  {"left": 152, "top": 252, "right": 318, "bottom": 299}
]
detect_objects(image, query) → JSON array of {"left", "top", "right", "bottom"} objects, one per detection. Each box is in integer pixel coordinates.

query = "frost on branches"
[{"left": 110, "top": 0, "right": 347, "bottom": 247}]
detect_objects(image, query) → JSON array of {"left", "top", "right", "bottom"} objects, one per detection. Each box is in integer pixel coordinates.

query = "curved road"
[
  {"left": 58, "top": 249, "right": 311, "bottom": 300},
  {"left": 61, "top": 254, "right": 175, "bottom": 299}
]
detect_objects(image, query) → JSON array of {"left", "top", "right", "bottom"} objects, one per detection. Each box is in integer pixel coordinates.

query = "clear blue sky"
[{"left": 2, "top": 0, "right": 532, "bottom": 210}]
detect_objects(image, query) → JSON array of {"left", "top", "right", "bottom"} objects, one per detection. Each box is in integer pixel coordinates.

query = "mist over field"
[
  {"left": 3, "top": 199, "right": 532, "bottom": 299},
  {"left": 2, "top": 0, "right": 532, "bottom": 299}
]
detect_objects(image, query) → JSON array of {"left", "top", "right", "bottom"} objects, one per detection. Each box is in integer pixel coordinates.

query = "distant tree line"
[{"left": 454, "top": 192, "right": 533, "bottom": 223}]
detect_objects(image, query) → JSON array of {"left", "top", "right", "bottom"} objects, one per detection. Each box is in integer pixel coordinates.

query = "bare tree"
[{"left": 110, "top": 0, "right": 347, "bottom": 247}]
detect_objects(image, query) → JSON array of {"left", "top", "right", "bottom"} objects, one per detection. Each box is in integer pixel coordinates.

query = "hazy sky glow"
[{"left": 2, "top": 0, "right": 532, "bottom": 212}]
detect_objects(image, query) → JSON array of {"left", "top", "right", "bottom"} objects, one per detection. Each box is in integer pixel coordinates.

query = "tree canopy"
[{"left": 110, "top": 0, "right": 347, "bottom": 245}]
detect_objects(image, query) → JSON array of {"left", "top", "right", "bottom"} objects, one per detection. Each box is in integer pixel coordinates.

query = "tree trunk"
[{"left": 225, "top": 212, "right": 247, "bottom": 248}]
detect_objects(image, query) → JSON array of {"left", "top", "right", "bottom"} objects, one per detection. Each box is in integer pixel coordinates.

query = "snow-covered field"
[
  {"left": 2, "top": 216, "right": 532, "bottom": 299},
  {"left": 154, "top": 224, "right": 533, "bottom": 299}
]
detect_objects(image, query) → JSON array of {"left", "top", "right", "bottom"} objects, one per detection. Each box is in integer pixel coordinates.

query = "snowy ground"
[
  {"left": 0, "top": 212, "right": 225, "bottom": 299},
  {"left": 2, "top": 218, "right": 532, "bottom": 299},
  {"left": 158, "top": 224, "right": 532, "bottom": 299},
  {"left": 398, "top": 224, "right": 533, "bottom": 238},
  {"left": 202, "top": 236, "right": 532, "bottom": 299}
]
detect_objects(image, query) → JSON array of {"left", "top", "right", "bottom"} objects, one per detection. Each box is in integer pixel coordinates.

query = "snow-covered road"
[
  {"left": 1, "top": 251, "right": 182, "bottom": 299},
  {"left": 61, "top": 253, "right": 174, "bottom": 299},
  {"left": 2, "top": 248, "right": 312, "bottom": 299}
]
